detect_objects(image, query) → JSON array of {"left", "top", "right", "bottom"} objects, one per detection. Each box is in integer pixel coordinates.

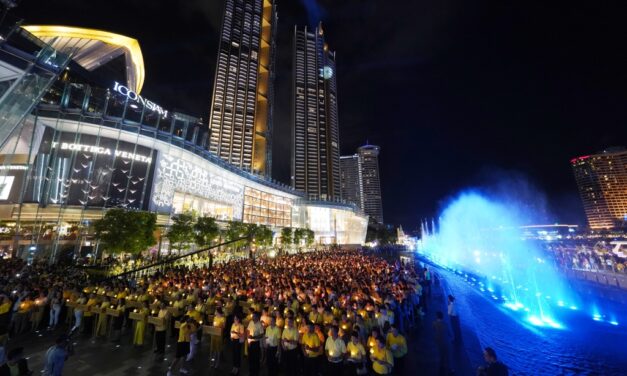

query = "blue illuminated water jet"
[{"left": 420, "top": 192, "right": 576, "bottom": 329}]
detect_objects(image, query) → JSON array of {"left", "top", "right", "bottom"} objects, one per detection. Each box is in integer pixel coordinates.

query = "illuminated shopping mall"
[{"left": 0, "top": 24, "right": 367, "bottom": 259}]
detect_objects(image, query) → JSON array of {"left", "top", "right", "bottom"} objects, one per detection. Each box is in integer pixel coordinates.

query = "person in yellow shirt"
[
  {"left": 154, "top": 302, "right": 170, "bottom": 354},
  {"left": 346, "top": 331, "right": 367, "bottom": 375},
  {"left": 308, "top": 306, "right": 323, "bottom": 325},
  {"left": 95, "top": 298, "right": 110, "bottom": 337},
  {"left": 301, "top": 323, "right": 322, "bottom": 376},
  {"left": 367, "top": 329, "right": 381, "bottom": 354},
  {"left": 281, "top": 317, "right": 299, "bottom": 373},
  {"left": 386, "top": 326, "right": 408, "bottom": 373},
  {"left": 229, "top": 314, "right": 245, "bottom": 375},
  {"left": 133, "top": 301, "right": 150, "bottom": 346},
  {"left": 83, "top": 294, "right": 98, "bottom": 334},
  {"left": 371, "top": 337, "right": 394, "bottom": 375},
  {"left": 264, "top": 316, "right": 281, "bottom": 376},
  {"left": 210, "top": 307, "right": 226, "bottom": 368},
  {"left": 168, "top": 317, "right": 194, "bottom": 376},
  {"left": 0, "top": 296, "right": 11, "bottom": 343}
]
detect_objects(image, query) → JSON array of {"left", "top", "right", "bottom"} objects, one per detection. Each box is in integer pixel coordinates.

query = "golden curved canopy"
[{"left": 23, "top": 25, "right": 145, "bottom": 93}]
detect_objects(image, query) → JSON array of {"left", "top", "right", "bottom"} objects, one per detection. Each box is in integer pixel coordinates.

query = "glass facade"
[
  {"left": 243, "top": 187, "right": 292, "bottom": 227},
  {"left": 301, "top": 203, "right": 368, "bottom": 245}
]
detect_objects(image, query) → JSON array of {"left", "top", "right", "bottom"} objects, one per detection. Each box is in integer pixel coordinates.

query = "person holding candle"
[
  {"left": 229, "top": 314, "right": 245, "bottom": 375},
  {"left": 133, "top": 301, "right": 149, "bottom": 346},
  {"left": 325, "top": 325, "right": 346, "bottom": 375},
  {"left": 154, "top": 302, "right": 169, "bottom": 355},
  {"left": 209, "top": 307, "right": 226, "bottom": 368},
  {"left": 371, "top": 336, "right": 394, "bottom": 375},
  {"left": 301, "top": 323, "right": 322, "bottom": 376},
  {"left": 280, "top": 317, "right": 299, "bottom": 374},
  {"left": 346, "top": 331, "right": 367, "bottom": 376},
  {"left": 246, "top": 312, "right": 264, "bottom": 376},
  {"left": 385, "top": 325, "right": 407, "bottom": 374},
  {"left": 95, "top": 297, "right": 109, "bottom": 337},
  {"left": 264, "top": 316, "right": 281, "bottom": 376},
  {"left": 111, "top": 298, "right": 126, "bottom": 342}
]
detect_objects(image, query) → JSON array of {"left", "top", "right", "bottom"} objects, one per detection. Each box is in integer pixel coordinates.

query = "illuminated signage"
[
  {"left": 0, "top": 165, "right": 28, "bottom": 171},
  {"left": 51, "top": 142, "right": 152, "bottom": 164},
  {"left": 151, "top": 154, "right": 244, "bottom": 219},
  {"left": 113, "top": 82, "right": 168, "bottom": 117}
]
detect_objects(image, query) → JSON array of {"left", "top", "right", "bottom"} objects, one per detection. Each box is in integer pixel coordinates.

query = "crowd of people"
[
  {"left": 549, "top": 243, "right": 627, "bottom": 274},
  {"left": 0, "top": 248, "right": 508, "bottom": 375}
]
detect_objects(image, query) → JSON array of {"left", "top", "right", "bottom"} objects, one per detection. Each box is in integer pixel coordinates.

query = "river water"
[{"left": 441, "top": 268, "right": 627, "bottom": 375}]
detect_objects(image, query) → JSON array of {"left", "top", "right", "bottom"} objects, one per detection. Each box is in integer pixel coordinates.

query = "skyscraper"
[
  {"left": 292, "top": 23, "right": 340, "bottom": 200},
  {"left": 208, "top": 0, "right": 277, "bottom": 176},
  {"left": 571, "top": 147, "right": 627, "bottom": 229},
  {"left": 340, "top": 144, "right": 384, "bottom": 224},
  {"left": 340, "top": 154, "right": 363, "bottom": 208}
]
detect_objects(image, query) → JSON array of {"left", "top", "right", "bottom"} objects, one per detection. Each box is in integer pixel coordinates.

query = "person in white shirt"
[
  {"left": 247, "top": 312, "right": 264, "bottom": 376},
  {"left": 448, "top": 295, "right": 461, "bottom": 343},
  {"left": 325, "top": 326, "right": 346, "bottom": 375}
]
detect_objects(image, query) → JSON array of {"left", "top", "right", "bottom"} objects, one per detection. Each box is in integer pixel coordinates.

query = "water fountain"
[{"left": 419, "top": 191, "right": 577, "bottom": 329}]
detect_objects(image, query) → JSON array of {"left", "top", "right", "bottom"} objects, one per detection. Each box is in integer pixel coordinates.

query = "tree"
[
  {"left": 94, "top": 209, "right": 156, "bottom": 255},
  {"left": 305, "top": 229, "right": 315, "bottom": 248},
  {"left": 167, "top": 212, "right": 195, "bottom": 253},
  {"left": 293, "top": 228, "right": 305, "bottom": 249},
  {"left": 252, "top": 225, "right": 273, "bottom": 247},
  {"left": 194, "top": 216, "right": 220, "bottom": 248},
  {"left": 280, "top": 227, "right": 293, "bottom": 248},
  {"left": 224, "top": 220, "right": 248, "bottom": 250}
]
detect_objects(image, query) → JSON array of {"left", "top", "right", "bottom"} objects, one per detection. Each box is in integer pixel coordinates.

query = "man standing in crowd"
[
  {"left": 247, "top": 312, "right": 264, "bottom": 376},
  {"left": 43, "top": 336, "right": 69, "bottom": 376},
  {"left": 448, "top": 295, "right": 461, "bottom": 343},
  {"left": 477, "top": 347, "right": 508, "bottom": 376},
  {"left": 324, "top": 325, "right": 346, "bottom": 375},
  {"left": 433, "top": 311, "right": 450, "bottom": 375}
]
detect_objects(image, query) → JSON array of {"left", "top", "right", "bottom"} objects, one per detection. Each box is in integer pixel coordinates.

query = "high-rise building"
[
  {"left": 571, "top": 147, "right": 627, "bottom": 229},
  {"left": 208, "top": 0, "right": 277, "bottom": 176},
  {"left": 358, "top": 144, "right": 383, "bottom": 223},
  {"left": 340, "top": 144, "right": 384, "bottom": 224},
  {"left": 292, "top": 23, "right": 340, "bottom": 200},
  {"left": 340, "top": 154, "right": 363, "bottom": 208}
]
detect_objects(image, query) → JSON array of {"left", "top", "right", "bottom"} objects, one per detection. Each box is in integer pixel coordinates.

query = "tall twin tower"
[{"left": 208, "top": 0, "right": 382, "bottom": 222}]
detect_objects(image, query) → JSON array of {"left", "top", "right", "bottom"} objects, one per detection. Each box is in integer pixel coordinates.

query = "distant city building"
[
  {"left": 291, "top": 23, "right": 340, "bottom": 200},
  {"left": 571, "top": 147, "right": 627, "bottom": 229},
  {"left": 340, "top": 144, "right": 384, "bottom": 224},
  {"left": 340, "top": 154, "right": 363, "bottom": 208},
  {"left": 359, "top": 144, "right": 384, "bottom": 223},
  {"left": 208, "top": 0, "right": 277, "bottom": 176}
]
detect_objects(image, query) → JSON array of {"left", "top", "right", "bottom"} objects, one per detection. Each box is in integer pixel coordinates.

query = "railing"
[{"left": 104, "top": 236, "right": 249, "bottom": 281}]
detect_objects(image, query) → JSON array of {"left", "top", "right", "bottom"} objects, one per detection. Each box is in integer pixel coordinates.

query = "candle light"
[{"left": 133, "top": 309, "right": 138, "bottom": 313}]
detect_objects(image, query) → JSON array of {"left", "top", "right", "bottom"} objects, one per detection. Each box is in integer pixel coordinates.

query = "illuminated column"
[{"left": 208, "top": 0, "right": 277, "bottom": 177}]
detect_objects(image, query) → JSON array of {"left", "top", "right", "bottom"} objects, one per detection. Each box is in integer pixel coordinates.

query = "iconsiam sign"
[{"left": 420, "top": 192, "right": 577, "bottom": 330}]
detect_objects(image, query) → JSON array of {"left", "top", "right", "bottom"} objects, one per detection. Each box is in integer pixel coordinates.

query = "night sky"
[{"left": 16, "top": 0, "right": 627, "bottom": 230}]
